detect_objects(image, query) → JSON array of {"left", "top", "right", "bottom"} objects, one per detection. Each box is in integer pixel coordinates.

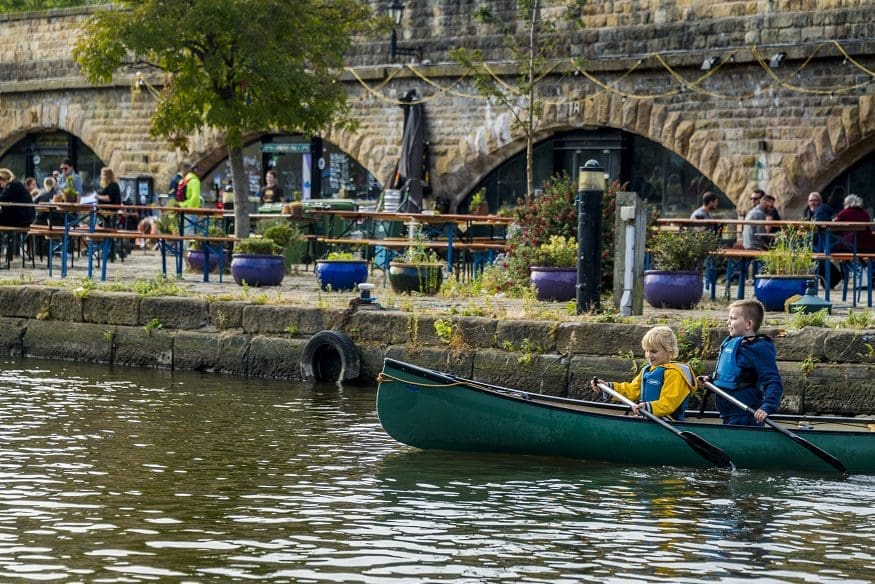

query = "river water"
[{"left": 0, "top": 358, "right": 873, "bottom": 583}]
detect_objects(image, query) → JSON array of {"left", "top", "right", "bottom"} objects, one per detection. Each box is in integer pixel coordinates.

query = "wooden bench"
[
  {"left": 30, "top": 226, "right": 237, "bottom": 282},
  {"left": 0, "top": 225, "right": 35, "bottom": 270}
]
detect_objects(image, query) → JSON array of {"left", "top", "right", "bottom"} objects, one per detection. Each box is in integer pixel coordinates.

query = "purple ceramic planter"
[
  {"left": 230, "top": 254, "right": 285, "bottom": 287},
  {"left": 643, "top": 270, "right": 703, "bottom": 309},
  {"left": 530, "top": 267, "right": 577, "bottom": 301},
  {"left": 186, "top": 249, "right": 229, "bottom": 273}
]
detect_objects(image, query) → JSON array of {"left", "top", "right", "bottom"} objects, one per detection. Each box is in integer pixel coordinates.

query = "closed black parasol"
[{"left": 391, "top": 89, "right": 429, "bottom": 213}]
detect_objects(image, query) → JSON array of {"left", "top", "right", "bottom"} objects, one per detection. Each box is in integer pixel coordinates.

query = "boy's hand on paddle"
[
  {"left": 754, "top": 408, "right": 769, "bottom": 423},
  {"left": 696, "top": 375, "right": 711, "bottom": 387},
  {"left": 590, "top": 377, "right": 603, "bottom": 392}
]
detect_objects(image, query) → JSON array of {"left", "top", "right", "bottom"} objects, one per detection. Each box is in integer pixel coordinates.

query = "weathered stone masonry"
[
  {"left": 1, "top": 2, "right": 874, "bottom": 216},
  {"left": 1, "top": 285, "right": 873, "bottom": 415}
]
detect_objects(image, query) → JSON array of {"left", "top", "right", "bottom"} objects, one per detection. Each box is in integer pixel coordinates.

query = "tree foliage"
[
  {"left": 0, "top": 1, "right": 92, "bottom": 11},
  {"left": 73, "top": 0, "right": 377, "bottom": 237}
]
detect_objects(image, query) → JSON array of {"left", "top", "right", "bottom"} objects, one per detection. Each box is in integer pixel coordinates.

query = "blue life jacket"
[
  {"left": 712, "top": 335, "right": 759, "bottom": 391},
  {"left": 640, "top": 362, "right": 694, "bottom": 421}
]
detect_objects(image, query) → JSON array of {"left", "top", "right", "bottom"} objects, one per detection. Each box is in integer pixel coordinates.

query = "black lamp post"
[
  {"left": 387, "top": 0, "right": 422, "bottom": 62},
  {"left": 576, "top": 159, "right": 605, "bottom": 313}
]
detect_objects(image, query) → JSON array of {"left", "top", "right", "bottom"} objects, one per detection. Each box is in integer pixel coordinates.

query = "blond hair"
[
  {"left": 43, "top": 177, "right": 56, "bottom": 190},
  {"left": 0, "top": 168, "right": 15, "bottom": 182},
  {"left": 641, "top": 326, "right": 678, "bottom": 359},
  {"left": 729, "top": 299, "right": 765, "bottom": 331},
  {"left": 100, "top": 166, "right": 115, "bottom": 188}
]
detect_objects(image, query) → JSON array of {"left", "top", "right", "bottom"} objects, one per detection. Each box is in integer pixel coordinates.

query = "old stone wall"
[
  {"left": 0, "top": 3, "right": 873, "bottom": 213},
  {"left": 1, "top": 285, "right": 873, "bottom": 416}
]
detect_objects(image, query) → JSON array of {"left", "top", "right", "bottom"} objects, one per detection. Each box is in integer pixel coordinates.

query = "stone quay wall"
[{"left": 1, "top": 285, "right": 873, "bottom": 416}]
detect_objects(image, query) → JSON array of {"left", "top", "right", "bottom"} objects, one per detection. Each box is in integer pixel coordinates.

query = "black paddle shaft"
[
  {"left": 597, "top": 382, "right": 733, "bottom": 469},
  {"left": 704, "top": 381, "right": 847, "bottom": 475}
]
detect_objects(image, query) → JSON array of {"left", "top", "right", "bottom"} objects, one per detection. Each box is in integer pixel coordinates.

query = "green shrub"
[{"left": 234, "top": 237, "right": 280, "bottom": 255}]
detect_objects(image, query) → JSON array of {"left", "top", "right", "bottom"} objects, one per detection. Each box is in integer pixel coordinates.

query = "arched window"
[{"left": 0, "top": 130, "right": 103, "bottom": 193}]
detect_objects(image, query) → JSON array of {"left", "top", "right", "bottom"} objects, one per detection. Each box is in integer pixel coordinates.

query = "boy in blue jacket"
[{"left": 700, "top": 299, "right": 784, "bottom": 425}]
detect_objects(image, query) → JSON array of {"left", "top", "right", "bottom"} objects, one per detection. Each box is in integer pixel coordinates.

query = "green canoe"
[{"left": 377, "top": 358, "right": 875, "bottom": 474}]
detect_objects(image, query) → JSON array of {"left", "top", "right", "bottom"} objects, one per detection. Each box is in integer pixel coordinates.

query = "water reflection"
[{"left": 0, "top": 359, "right": 872, "bottom": 582}]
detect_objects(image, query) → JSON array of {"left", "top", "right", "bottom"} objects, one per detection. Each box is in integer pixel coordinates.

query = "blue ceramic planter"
[
  {"left": 530, "top": 267, "right": 577, "bottom": 301},
  {"left": 230, "top": 254, "right": 285, "bottom": 287},
  {"left": 754, "top": 275, "right": 815, "bottom": 311},
  {"left": 315, "top": 260, "right": 369, "bottom": 291},
  {"left": 187, "top": 249, "right": 229, "bottom": 273},
  {"left": 643, "top": 270, "right": 703, "bottom": 309}
]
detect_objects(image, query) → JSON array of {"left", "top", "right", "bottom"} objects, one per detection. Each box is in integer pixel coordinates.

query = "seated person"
[
  {"left": 742, "top": 194, "right": 775, "bottom": 250},
  {"left": 590, "top": 326, "right": 695, "bottom": 421},
  {"left": 0, "top": 168, "right": 36, "bottom": 227}
]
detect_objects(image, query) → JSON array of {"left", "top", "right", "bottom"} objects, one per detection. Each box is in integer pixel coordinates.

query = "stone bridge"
[{"left": 1, "top": 1, "right": 874, "bottom": 214}]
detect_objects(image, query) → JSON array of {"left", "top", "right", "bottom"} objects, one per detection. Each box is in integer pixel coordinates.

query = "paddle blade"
[{"left": 679, "top": 431, "right": 734, "bottom": 469}]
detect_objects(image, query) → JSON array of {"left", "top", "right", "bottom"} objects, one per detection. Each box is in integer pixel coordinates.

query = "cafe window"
[
  {"left": 0, "top": 130, "right": 103, "bottom": 193},
  {"left": 201, "top": 135, "right": 381, "bottom": 203},
  {"left": 821, "top": 152, "right": 875, "bottom": 217}
]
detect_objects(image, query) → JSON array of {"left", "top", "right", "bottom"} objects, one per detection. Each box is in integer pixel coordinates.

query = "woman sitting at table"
[
  {"left": 834, "top": 194, "right": 875, "bottom": 253},
  {"left": 95, "top": 167, "right": 122, "bottom": 207},
  {"left": 0, "top": 168, "right": 36, "bottom": 227}
]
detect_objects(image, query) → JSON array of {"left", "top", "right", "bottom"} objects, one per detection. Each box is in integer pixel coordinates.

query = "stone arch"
[{"left": 436, "top": 91, "right": 725, "bottom": 210}]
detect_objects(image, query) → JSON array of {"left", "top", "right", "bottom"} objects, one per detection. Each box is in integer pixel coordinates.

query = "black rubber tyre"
[{"left": 300, "top": 330, "right": 360, "bottom": 383}]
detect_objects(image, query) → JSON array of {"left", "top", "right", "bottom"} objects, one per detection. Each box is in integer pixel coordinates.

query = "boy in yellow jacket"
[{"left": 591, "top": 326, "right": 696, "bottom": 420}]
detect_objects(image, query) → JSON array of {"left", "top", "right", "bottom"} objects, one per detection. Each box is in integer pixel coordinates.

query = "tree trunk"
[{"left": 229, "top": 144, "right": 251, "bottom": 238}]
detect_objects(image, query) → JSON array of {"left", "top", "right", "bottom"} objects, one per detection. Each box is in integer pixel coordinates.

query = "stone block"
[
  {"left": 208, "top": 301, "right": 247, "bottom": 330},
  {"left": 385, "top": 344, "right": 474, "bottom": 379},
  {"left": 347, "top": 309, "right": 414, "bottom": 346},
  {"left": 357, "top": 343, "right": 386, "bottom": 385},
  {"left": 802, "top": 364, "right": 875, "bottom": 415},
  {"left": 49, "top": 289, "right": 83, "bottom": 322},
  {"left": 115, "top": 326, "right": 173, "bottom": 369},
  {"left": 567, "top": 354, "right": 635, "bottom": 400},
  {"left": 557, "top": 322, "right": 652, "bottom": 356},
  {"left": 23, "top": 320, "right": 112, "bottom": 363},
  {"left": 83, "top": 291, "right": 140, "bottom": 325},
  {"left": 0, "top": 286, "right": 54, "bottom": 318},
  {"left": 242, "top": 305, "right": 325, "bottom": 335},
  {"left": 140, "top": 296, "right": 208, "bottom": 329},
  {"left": 472, "top": 348, "right": 568, "bottom": 397},
  {"left": 248, "top": 335, "right": 306, "bottom": 379},
  {"left": 821, "top": 330, "right": 875, "bottom": 363},
  {"left": 773, "top": 327, "right": 829, "bottom": 361},
  {"left": 0, "top": 316, "right": 24, "bottom": 356},
  {"left": 495, "top": 320, "right": 559, "bottom": 353},
  {"left": 172, "top": 330, "right": 249, "bottom": 374}
]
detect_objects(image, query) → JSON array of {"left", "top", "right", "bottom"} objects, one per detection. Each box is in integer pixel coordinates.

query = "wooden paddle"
[
  {"left": 703, "top": 381, "right": 847, "bottom": 475},
  {"left": 596, "top": 381, "right": 733, "bottom": 469}
]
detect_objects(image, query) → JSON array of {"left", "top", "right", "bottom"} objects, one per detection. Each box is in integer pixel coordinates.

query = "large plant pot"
[
  {"left": 230, "top": 253, "right": 285, "bottom": 287},
  {"left": 315, "top": 259, "right": 369, "bottom": 291},
  {"left": 530, "top": 266, "right": 576, "bottom": 301},
  {"left": 388, "top": 262, "right": 443, "bottom": 295},
  {"left": 643, "top": 270, "right": 703, "bottom": 309},
  {"left": 754, "top": 274, "right": 816, "bottom": 311},
  {"left": 186, "top": 249, "right": 229, "bottom": 273}
]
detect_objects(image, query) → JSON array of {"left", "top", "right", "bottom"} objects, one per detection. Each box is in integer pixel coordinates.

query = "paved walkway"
[{"left": 1, "top": 244, "right": 867, "bottom": 326}]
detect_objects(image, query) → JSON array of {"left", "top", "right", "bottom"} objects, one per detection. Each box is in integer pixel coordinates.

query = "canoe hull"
[{"left": 377, "top": 358, "right": 875, "bottom": 474}]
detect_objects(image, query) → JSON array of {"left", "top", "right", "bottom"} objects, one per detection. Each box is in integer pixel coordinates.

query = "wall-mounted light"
[
  {"left": 387, "top": 1, "right": 422, "bottom": 62},
  {"left": 701, "top": 56, "right": 720, "bottom": 71},
  {"left": 769, "top": 52, "right": 786, "bottom": 68}
]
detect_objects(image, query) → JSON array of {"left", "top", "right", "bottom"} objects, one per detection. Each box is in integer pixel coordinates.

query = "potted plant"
[
  {"left": 230, "top": 237, "right": 285, "bottom": 286},
  {"left": 644, "top": 229, "right": 718, "bottom": 309},
  {"left": 469, "top": 188, "right": 489, "bottom": 216},
  {"left": 186, "top": 224, "right": 229, "bottom": 274},
  {"left": 283, "top": 190, "right": 304, "bottom": 217},
  {"left": 754, "top": 226, "right": 817, "bottom": 311},
  {"left": 315, "top": 251, "right": 369, "bottom": 291},
  {"left": 388, "top": 237, "right": 443, "bottom": 295},
  {"left": 529, "top": 235, "right": 577, "bottom": 301},
  {"left": 259, "top": 220, "right": 302, "bottom": 272}
]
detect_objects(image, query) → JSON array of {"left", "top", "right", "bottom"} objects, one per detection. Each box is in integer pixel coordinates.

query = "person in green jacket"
[{"left": 179, "top": 163, "right": 202, "bottom": 209}]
